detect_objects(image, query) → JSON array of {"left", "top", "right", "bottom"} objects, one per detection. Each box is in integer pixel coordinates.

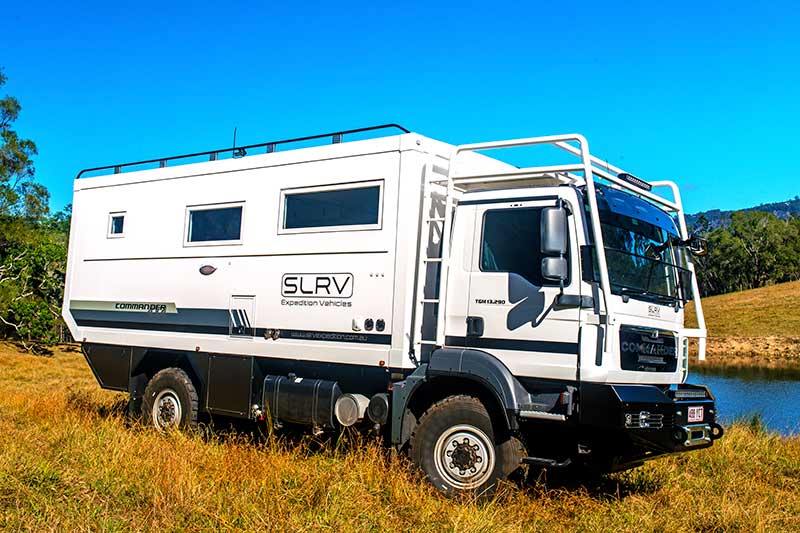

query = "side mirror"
[
  {"left": 688, "top": 234, "right": 708, "bottom": 257},
  {"left": 679, "top": 268, "right": 694, "bottom": 301},
  {"left": 542, "top": 256, "right": 568, "bottom": 282},
  {"left": 541, "top": 206, "right": 567, "bottom": 255}
]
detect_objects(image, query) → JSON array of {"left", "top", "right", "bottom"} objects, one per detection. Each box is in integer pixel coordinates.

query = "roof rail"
[{"left": 76, "top": 123, "right": 410, "bottom": 179}]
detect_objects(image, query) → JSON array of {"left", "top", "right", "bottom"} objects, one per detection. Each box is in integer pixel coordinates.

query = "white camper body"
[{"left": 63, "top": 125, "right": 722, "bottom": 493}]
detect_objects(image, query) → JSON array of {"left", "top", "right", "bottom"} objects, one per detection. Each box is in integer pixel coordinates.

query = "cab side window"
[{"left": 480, "top": 207, "right": 567, "bottom": 286}]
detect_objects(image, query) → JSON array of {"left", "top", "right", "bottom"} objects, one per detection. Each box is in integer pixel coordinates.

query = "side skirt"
[{"left": 82, "top": 342, "right": 393, "bottom": 420}]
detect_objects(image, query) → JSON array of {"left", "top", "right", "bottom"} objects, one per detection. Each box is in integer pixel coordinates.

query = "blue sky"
[{"left": 2, "top": 0, "right": 798, "bottom": 214}]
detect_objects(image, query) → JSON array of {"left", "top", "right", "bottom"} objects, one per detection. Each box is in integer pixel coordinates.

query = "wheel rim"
[
  {"left": 153, "top": 389, "right": 182, "bottom": 429},
  {"left": 433, "top": 424, "right": 495, "bottom": 490}
]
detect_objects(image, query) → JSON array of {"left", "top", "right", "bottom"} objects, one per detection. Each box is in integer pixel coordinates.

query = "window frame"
[
  {"left": 278, "top": 180, "right": 384, "bottom": 235},
  {"left": 183, "top": 201, "right": 245, "bottom": 247},
  {"left": 478, "top": 206, "right": 571, "bottom": 287},
  {"left": 107, "top": 211, "right": 126, "bottom": 239}
]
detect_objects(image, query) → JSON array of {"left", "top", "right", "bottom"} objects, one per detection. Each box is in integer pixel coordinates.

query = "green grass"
[
  {"left": 1, "top": 344, "right": 800, "bottom": 531},
  {"left": 686, "top": 280, "right": 800, "bottom": 337},
  {"left": 686, "top": 281, "right": 800, "bottom": 369}
]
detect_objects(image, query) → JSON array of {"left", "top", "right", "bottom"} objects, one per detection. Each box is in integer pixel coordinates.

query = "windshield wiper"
[{"left": 618, "top": 287, "right": 677, "bottom": 306}]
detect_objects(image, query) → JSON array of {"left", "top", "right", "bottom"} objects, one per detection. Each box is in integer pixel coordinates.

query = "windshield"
[{"left": 598, "top": 209, "right": 688, "bottom": 305}]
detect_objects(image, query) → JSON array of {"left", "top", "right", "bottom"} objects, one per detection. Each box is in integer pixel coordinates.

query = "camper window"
[
  {"left": 107, "top": 212, "right": 125, "bottom": 238},
  {"left": 280, "top": 181, "right": 383, "bottom": 234},
  {"left": 185, "top": 202, "right": 244, "bottom": 246}
]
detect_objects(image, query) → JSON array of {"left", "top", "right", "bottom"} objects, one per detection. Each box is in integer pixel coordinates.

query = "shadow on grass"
[
  {"left": 2, "top": 341, "right": 55, "bottom": 357},
  {"left": 202, "top": 415, "right": 385, "bottom": 455},
  {"left": 61, "top": 343, "right": 82, "bottom": 354},
  {"left": 61, "top": 391, "right": 664, "bottom": 502},
  {"left": 65, "top": 388, "right": 129, "bottom": 419},
  {"left": 526, "top": 465, "right": 665, "bottom": 500}
]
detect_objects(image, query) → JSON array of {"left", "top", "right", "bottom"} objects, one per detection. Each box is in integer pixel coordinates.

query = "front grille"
[
  {"left": 625, "top": 411, "right": 665, "bottom": 429},
  {"left": 619, "top": 326, "right": 678, "bottom": 372}
]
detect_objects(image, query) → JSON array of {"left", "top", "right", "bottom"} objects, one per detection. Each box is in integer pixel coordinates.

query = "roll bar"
[{"left": 441, "top": 133, "right": 707, "bottom": 361}]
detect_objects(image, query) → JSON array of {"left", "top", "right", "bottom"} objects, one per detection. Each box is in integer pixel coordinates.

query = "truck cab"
[{"left": 394, "top": 133, "right": 721, "bottom": 492}]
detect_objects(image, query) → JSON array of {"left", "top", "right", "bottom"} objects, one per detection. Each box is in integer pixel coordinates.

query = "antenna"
[{"left": 232, "top": 127, "right": 246, "bottom": 158}]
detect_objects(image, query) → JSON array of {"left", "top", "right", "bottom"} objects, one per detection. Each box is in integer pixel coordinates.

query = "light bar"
[
  {"left": 617, "top": 172, "right": 652, "bottom": 191},
  {"left": 673, "top": 389, "right": 708, "bottom": 400}
]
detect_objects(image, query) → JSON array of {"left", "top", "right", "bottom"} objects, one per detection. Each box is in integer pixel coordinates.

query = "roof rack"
[{"left": 76, "top": 123, "right": 410, "bottom": 179}]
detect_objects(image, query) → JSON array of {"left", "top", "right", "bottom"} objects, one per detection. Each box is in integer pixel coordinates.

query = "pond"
[{"left": 689, "top": 367, "right": 800, "bottom": 436}]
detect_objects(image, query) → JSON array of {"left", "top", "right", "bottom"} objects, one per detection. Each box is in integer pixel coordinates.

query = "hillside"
[
  {"left": 686, "top": 197, "right": 800, "bottom": 229},
  {"left": 686, "top": 280, "right": 800, "bottom": 369},
  {"left": 1, "top": 343, "right": 799, "bottom": 531}
]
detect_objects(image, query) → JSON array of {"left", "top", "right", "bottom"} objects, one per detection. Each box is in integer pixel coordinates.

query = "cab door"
[{"left": 460, "top": 196, "right": 581, "bottom": 382}]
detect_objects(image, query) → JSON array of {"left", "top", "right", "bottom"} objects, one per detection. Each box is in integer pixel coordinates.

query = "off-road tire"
[
  {"left": 410, "top": 395, "right": 520, "bottom": 496},
  {"left": 142, "top": 368, "right": 199, "bottom": 430}
]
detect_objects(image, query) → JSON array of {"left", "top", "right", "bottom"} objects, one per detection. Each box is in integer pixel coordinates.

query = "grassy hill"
[
  {"left": 686, "top": 280, "right": 800, "bottom": 369},
  {"left": 686, "top": 280, "right": 800, "bottom": 337},
  {"left": 1, "top": 343, "right": 799, "bottom": 531}
]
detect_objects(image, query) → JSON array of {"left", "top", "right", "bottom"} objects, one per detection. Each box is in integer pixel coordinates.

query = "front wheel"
[
  {"left": 142, "top": 368, "right": 199, "bottom": 430},
  {"left": 410, "top": 395, "right": 520, "bottom": 495}
]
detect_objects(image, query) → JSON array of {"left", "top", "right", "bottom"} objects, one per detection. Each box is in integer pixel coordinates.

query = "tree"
[
  {"left": 0, "top": 68, "right": 67, "bottom": 353},
  {"left": 0, "top": 68, "right": 46, "bottom": 221},
  {"left": 694, "top": 210, "right": 800, "bottom": 296}
]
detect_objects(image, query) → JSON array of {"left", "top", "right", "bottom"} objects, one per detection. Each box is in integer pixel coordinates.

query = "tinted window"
[
  {"left": 188, "top": 206, "right": 242, "bottom": 242},
  {"left": 284, "top": 185, "right": 380, "bottom": 230},
  {"left": 110, "top": 215, "right": 124, "bottom": 235},
  {"left": 481, "top": 208, "right": 550, "bottom": 285}
]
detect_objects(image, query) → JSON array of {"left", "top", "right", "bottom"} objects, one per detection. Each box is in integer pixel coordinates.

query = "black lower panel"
[
  {"left": 207, "top": 355, "right": 253, "bottom": 416},
  {"left": 83, "top": 344, "right": 131, "bottom": 391},
  {"left": 83, "top": 342, "right": 392, "bottom": 420}
]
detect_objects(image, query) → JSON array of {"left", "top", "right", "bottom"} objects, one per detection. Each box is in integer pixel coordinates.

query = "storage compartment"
[
  {"left": 262, "top": 375, "right": 342, "bottom": 428},
  {"left": 82, "top": 343, "right": 131, "bottom": 391},
  {"left": 207, "top": 354, "right": 253, "bottom": 416}
]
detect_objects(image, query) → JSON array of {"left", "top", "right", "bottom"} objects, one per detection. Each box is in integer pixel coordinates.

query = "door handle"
[
  {"left": 466, "top": 316, "right": 484, "bottom": 337},
  {"left": 555, "top": 294, "right": 594, "bottom": 308}
]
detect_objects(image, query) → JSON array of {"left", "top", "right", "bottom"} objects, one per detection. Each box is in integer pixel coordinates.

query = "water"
[{"left": 689, "top": 368, "right": 800, "bottom": 435}]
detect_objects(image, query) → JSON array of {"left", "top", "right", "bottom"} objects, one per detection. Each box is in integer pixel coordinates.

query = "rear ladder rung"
[
  {"left": 419, "top": 299, "right": 440, "bottom": 304},
  {"left": 422, "top": 258, "right": 442, "bottom": 263}
]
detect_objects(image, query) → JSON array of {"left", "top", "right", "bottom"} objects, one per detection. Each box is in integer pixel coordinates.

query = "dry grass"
[
  {"left": 1, "top": 343, "right": 799, "bottom": 531},
  {"left": 686, "top": 281, "right": 800, "bottom": 370}
]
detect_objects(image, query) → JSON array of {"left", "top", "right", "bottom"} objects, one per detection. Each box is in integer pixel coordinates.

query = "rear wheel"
[
  {"left": 410, "top": 395, "right": 520, "bottom": 495},
  {"left": 142, "top": 368, "right": 198, "bottom": 430}
]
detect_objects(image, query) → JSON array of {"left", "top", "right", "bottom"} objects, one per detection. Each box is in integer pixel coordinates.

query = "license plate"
[{"left": 687, "top": 406, "right": 704, "bottom": 423}]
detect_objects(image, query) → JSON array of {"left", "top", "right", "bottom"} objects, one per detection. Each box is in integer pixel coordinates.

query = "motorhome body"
[{"left": 63, "top": 125, "right": 722, "bottom": 494}]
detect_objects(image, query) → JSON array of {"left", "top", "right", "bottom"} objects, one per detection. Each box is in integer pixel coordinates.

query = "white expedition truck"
[{"left": 63, "top": 124, "right": 723, "bottom": 494}]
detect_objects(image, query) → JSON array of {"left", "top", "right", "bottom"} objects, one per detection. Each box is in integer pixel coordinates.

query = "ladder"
[{"left": 410, "top": 153, "right": 457, "bottom": 361}]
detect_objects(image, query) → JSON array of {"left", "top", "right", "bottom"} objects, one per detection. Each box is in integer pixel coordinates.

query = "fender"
[
  {"left": 390, "top": 348, "right": 533, "bottom": 445},
  {"left": 427, "top": 348, "right": 532, "bottom": 427}
]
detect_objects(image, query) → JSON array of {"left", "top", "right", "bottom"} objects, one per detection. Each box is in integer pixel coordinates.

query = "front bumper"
[{"left": 580, "top": 382, "right": 724, "bottom": 455}]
